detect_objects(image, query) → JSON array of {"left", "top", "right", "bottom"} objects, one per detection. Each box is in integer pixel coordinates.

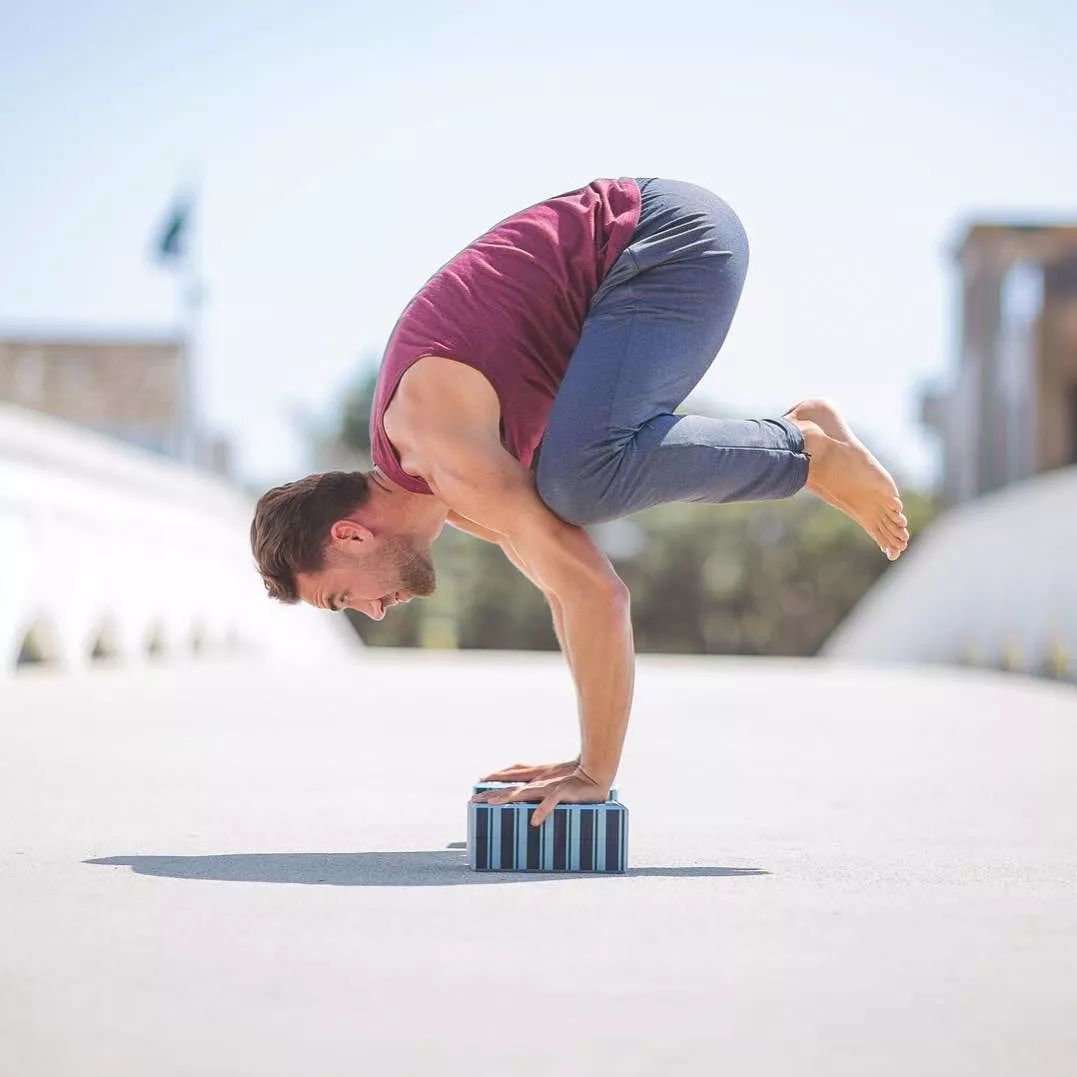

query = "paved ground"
[{"left": 2, "top": 651, "right": 1075, "bottom": 1076}]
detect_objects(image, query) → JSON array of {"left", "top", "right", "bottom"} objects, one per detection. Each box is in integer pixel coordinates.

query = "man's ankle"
[{"left": 789, "top": 417, "right": 825, "bottom": 459}]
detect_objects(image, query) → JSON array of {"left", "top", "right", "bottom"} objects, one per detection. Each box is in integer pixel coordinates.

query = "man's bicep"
[
  {"left": 444, "top": 509, "right": 502, "bottom": 545},
  {"left": 424, "top": 436, "right": 625, "bottom": 601},
  {"left": 498, "top": 535, "right": 554, "bottom": 593},
  {"left": 446, "top": 506, "right": 551, "bottom": 592},
  {"left": 424, "top": 435, "right": 552, "bottom": 537}
]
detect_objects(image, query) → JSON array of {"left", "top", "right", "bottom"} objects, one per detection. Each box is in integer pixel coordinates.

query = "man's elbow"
[
  {"left": 589, "top": 574, "right": 631, "bottom": 611},
  {"left": 608, "top": 576, "right": 631, "bottom": 608},
  {"left": 549, "top": 571, "right": 628, "bottom": 611}
]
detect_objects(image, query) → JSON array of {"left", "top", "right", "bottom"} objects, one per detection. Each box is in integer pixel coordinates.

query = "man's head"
[{"left": 250, "top": 470, "right": 441, "bottom": 620}]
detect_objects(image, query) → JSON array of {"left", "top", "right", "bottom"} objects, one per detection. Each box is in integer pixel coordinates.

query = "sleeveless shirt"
[{"left": 369, "top": 177, "right": 642, "bottom": 495}]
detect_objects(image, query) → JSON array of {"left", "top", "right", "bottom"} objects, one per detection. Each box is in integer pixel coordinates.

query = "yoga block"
[
  {"left": 468, "top": 799, "right": 628, "bottom": 873},
  {"left": 473, "top": 780, "right": 619, "bottom": 802}
]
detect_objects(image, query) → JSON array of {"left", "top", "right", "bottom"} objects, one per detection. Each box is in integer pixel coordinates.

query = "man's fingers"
[
  {"left": 481, "top": 765, "right": 535, "bottom": 781},
  {"left": 486, "top": 786, "right": 523, "bottom": 805},
  {"left": 530, "top": 790, "right": 562, "bottom": 828},
  {"left": 482, "top": 761, "right": 579, "bottom": 783},
  {"left": 473, "top": 788, "right": 516, "bottom": 803}
]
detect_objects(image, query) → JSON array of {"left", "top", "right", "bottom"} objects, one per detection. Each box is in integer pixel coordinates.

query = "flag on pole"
[{"left": 155, "top": 196, "right": 192, "bottom": 264}]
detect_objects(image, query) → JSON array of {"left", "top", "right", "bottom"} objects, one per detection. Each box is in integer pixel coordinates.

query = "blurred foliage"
[
  {"left": 349, "top": 490, "right": 936, "bottom": 655},
  {"left": 337, "top": 362, "right": 378, "bottom": 458},
  {"left": 325, "top": 365, "right": 937, "bottom": 655},
  {"left": 348, "top": 523, "right": 559, "bottom": 650}
]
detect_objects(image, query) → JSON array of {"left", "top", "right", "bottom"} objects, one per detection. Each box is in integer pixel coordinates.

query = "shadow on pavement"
[{"left": 84, "top": 850, "right": 770, "bottom": 885}]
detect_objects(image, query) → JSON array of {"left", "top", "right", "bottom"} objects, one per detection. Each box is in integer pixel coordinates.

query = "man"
[{"left": 250, "top": 176, "right": 909, "bottom": 829}]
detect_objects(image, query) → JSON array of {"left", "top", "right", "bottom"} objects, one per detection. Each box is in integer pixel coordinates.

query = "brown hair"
[{"left": 250, "top": 471, "right": 372, "bottom": 603}]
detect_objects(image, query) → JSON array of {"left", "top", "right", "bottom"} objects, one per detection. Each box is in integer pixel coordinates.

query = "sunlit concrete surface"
[{"left": 3, "top": 652, "right": 1076, "bottom": 1076}]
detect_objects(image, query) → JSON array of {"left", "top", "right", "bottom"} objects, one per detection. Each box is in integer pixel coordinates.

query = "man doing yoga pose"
[{"left": 250, "top": 176, "right": 910, "bottom": 827}]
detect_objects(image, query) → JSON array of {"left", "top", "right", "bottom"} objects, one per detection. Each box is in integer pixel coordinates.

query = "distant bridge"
[
  {"left": 0, "top": 403, "right": 357, "bottom": 677},
  {"left": 826, "top": 464, "right": 1076, "bottom": 680}
]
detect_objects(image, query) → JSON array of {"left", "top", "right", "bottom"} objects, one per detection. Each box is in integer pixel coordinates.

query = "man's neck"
[{"left": 369, "top": 465, "right": 449, "bottom": 526}]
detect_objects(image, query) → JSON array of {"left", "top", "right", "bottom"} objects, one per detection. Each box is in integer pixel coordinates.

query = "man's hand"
[
  {"left": 470, "top": 767, "right": 610, "bottom": 828},
  {"left": 480, "top": 758, "right": 580, "bottom": 783}
]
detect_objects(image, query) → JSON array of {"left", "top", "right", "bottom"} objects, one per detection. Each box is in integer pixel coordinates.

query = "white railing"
[
  {"left": 0, "top": 403, "right": 359, "bottom": 676},
  {"left": 824, "top": 464, "right": 1077, "bottom": 678}
]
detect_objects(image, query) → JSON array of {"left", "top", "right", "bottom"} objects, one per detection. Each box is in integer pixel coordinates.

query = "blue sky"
[{"left": 2, "top": 0, "right": 1074, "bottom": 491}]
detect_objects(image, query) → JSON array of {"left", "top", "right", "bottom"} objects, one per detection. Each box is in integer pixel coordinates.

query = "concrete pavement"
[{"left": 2, "top": 652, "right": 1075, "bottom": 1076}]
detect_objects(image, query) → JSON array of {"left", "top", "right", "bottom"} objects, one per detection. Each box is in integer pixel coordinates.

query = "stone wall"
[{"left": 0, "top": 336, "right": 186, "bottom": 455}]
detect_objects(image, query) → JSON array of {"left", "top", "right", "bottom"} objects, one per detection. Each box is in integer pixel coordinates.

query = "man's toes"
[
  {"left": 878, "top": 514, "right": 904, "bottom": 542},
  {"left": 885, "top": 513, "right": 907, "bottom": 539},
  {"left": 884, "top": 525, "right": 908, "bottom": 549},
  {"left": 871, "top": 521, "right": 894, "bottom": 551}
]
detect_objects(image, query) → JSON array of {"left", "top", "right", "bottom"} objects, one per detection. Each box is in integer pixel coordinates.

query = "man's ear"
[{"left": 329, "top": 518, "right": 374, "bottom": 545}]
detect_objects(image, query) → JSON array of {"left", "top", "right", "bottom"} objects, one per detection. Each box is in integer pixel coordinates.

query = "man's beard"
[{"left": 387, "top": 535, "right": 436, "bottom": 597}]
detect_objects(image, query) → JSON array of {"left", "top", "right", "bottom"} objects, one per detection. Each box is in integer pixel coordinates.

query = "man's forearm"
[
  {"left": 557, "top": 588, "right": 635, "bottom": 788},
  {"left": 497, "top": 534, "right": 627, "bottom": 775},
  {"left": 547, "top": 592, "right": 573, "bottom": 674},
  {"left": 551, "top": 598, "right": 585, "bottom": 766},
  {"left": 500, "top": 536, "right": 577, "bottom": 683}
]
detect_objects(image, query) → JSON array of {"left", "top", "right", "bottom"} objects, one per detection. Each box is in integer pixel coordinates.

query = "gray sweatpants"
[{"left": 534, "top": 177, "right": 810, "bottom": 526}]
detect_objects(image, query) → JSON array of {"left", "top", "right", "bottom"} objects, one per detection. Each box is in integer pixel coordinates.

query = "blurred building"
[
  {"left": 922, "top": 223, "right": 1077, "bottom": 505},
  {"left": 834, "top": 223, "right": 1077, "bottom": 679},
  {"left": 0, "top": 328, "right": 231, "bottom": 474}
]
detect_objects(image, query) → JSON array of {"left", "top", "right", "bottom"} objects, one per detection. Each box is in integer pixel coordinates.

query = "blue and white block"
[{"left": 467, "top": 793, "right": 628, "bottom": 873}]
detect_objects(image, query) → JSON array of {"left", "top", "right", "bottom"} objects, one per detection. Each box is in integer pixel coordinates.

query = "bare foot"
[{"left": 783, "top": 397, "right": 910, "bottom": 560}]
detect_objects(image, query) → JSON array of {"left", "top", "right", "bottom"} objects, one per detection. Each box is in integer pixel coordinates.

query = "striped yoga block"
[
  {"left": 468, "top": 800, "right": 628, "bottom": 873},
  {"left": 473, "top": 780, "right": 619, "bottom": 802}
]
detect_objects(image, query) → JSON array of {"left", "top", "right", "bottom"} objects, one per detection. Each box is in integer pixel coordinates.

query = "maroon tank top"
[{"left": 369, "top": 177, "right": 642, "bottom": 494}]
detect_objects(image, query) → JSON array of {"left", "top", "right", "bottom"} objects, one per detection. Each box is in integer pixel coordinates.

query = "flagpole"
[
  {"left": 181, "top": 177, "right": 201, "bottom": 466},
  {"left": 154, "top": 178, "right": 201, "bottom": 465}
]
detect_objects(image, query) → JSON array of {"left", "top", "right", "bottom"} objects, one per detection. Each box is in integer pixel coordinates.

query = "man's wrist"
[{"left": 576, "top": 761, "right": 616, "bottom": 789}]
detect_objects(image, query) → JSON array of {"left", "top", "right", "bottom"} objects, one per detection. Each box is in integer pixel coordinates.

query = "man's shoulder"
[
  {"left": 390, "top": 355, "right": 501, "bottom": 442},
  {"left": 398, "top": 354, "right": 498, "bottom": 406},
  {"left": 385, "top": 354, "right": 504, "bottom": 481}
]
